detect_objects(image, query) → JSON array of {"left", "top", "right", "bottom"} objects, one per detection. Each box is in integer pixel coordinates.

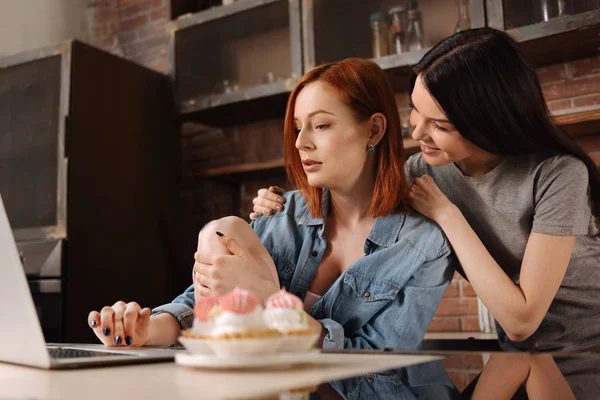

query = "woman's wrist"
[{"left": 434, "top": 203, "right": 461, "bottom": 226}]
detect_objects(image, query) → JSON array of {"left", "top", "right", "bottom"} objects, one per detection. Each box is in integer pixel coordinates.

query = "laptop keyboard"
[{"left": 48, "top": 347, "right": 134, "bottom": 359}]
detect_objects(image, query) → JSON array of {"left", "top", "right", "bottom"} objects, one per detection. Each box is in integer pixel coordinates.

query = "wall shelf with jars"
[
  {"left": 168, "top": 0, "right": 303, "bottom": 126},
  {"left": 301, "top": 0, "right": 486, "bottom": 92},
  {"left": 486, "top": 1, "right": 600, "bottom": 68}
]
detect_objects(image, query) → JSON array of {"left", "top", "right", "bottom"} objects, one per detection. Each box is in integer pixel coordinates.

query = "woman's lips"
[
  {"left": 302, "top": 159, "right": 322, "bottom": 172},
  {"left": 420, "top": 143, "right": 441, "bottom": 155}
]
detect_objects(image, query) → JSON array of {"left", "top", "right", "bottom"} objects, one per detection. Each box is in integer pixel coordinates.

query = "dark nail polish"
[
  {"left": 103, "top": 327, "right": 110, "bottom": 336},
  {"left": 125, "top": 336, "right": 132, "bottom": 345},
  {"left": 115, "top": 336, "right": 122, "bottom": 345},
  {"left": 90, "top": 320, "right": 96, "bottom": 327},
  {"left": 215, "top": 231, "right": 224, "bottom": 237}
]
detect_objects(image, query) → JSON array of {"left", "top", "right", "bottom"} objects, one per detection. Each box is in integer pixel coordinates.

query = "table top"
[{"left": 0, "top": 348, "right": 598, "bottom": 400}]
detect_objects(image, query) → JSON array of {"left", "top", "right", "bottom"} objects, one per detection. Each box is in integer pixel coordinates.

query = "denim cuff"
[
  {"left": 151, "top": 303, "right": 195, "bottom": 330},
  {"left": 319, "top": 318, "right": 345, "bottom": 349}
]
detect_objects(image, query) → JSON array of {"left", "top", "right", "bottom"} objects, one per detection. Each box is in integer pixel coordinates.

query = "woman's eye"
[
  {"left": 315, "top": 124, "right": 329, "bottom": 130},
  {"left": 433, "top": 122, "right": 450, "bottom": 132},
  {"left": 295, "top": 128, "right": 301, "bottom": 134}
]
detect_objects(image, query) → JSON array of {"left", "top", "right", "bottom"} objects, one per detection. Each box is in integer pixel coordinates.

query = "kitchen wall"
[
  {"left": 0, "top": 0, "right": 89, "bottom": 57},
  {"left": 86, "top": 0, "right": 600, "bottom": 334}
]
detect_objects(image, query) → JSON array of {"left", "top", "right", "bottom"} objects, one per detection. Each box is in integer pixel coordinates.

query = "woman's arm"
[
  {"left": 410, "top": 175, "right": 575, "bottom": 342},
  {"left": 472, "top": 354, "right": 575, "bottom": 400}
]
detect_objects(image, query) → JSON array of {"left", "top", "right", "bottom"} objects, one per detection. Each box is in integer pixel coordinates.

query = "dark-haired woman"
[{"left": 251, "top": 27, "right": 600, "bottom": 353}]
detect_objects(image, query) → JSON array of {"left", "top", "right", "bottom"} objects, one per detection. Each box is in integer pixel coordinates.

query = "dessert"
[
  {"left": 180, "top": 288, "right": 283, "bottom": 357},
  {"left": 263, "top": 289, "right": 320, "bottom": 352}
]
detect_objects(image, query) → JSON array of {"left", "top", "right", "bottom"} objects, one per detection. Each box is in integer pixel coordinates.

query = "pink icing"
[
  {"left": 194, "top": 296, "right": 220, "bottom": 322},
  {"left": 265, "top": 289, "right": 303, "bottom": 310},
  {"left": 219, "top": 287, "right": 260, "bottom": 315}
]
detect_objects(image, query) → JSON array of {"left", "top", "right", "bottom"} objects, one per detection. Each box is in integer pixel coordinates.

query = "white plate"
[{"left": 175, "top": 349, "right": 321, "bottom": 369}]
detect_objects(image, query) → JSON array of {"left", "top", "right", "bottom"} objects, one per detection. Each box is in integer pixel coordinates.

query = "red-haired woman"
[{"left": 88, "top": 58, "right": 457, "bottom": 350}]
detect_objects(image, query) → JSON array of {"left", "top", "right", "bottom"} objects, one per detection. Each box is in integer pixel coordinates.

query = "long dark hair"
[{"left": 411, "top": 27, "right": 600, "bottom": 216}]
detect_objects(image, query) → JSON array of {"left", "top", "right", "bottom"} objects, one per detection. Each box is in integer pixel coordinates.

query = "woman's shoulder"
[{"left": 396, "top": 209, "right": 452, "bottom": 261}]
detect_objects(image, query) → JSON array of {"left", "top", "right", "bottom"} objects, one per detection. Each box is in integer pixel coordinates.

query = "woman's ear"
[{"left": 369, "top": 113, "right": 387, "bottom": 146}]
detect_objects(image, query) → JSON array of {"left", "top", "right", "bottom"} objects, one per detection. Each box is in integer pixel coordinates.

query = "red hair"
[{"left": 284, "top": 58, "right": 409, "bottom": 218}]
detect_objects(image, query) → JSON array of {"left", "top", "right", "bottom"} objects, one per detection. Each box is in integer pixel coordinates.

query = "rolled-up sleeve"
[
  {"left": 151, "top": 284, "right": 195, "bottom": 330},
  {"left": 320, "top": 248, "right": 456, "bottom": 350}
]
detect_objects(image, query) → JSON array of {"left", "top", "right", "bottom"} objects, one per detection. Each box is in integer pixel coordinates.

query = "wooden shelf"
[
  {"left": 173, "top": 0, "right": 283, "bottom": 28},
  {"left": 181, "top": 78, "right": 298, "bottom": 114},
  {"left": 196, "top": 158, "right": 285, "bottom": 181},
  {"left": 508, "top": 9, "right": 600, "bottom": 68},
  {"left": 195, "top": 137, "right": 421, "bottom": 181},
  {"left": 553, "top": 106, "right": 600, "bottom": 138},
  {"left": 374, "top": 48, "right": 432, "bottom": 93}
]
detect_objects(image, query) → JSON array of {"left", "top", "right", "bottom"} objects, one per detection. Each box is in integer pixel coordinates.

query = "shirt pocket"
[
  {"left": 336, "top": 271, "right": 400, "bottom": 332},
  {"left": 269, "top": 249, "right": 295, "bottom": 289}
]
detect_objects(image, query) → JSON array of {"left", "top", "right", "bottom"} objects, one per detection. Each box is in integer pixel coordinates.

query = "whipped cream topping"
[
  {"left": 263, "top": 308, "right": 307, "bottom": 332},
  {"left": 191, "top": 318, "right": 213, "bottom": 336},
  {"left": 211, "top": 306, "right": 269, "bottom": 336}
]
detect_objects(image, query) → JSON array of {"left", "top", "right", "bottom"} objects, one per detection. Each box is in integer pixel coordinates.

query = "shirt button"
[
  {"left": 364, "top": 291, "right": 371, "bottom": 298},
  {"left": 367, "top": 377, "right": 374, "bottom": 384},
  {"left": 311, "top": 250, "right": 318, "bottom": 257},
  {"left": 365, "top": 240, "right": 371, "bottom": 247}
]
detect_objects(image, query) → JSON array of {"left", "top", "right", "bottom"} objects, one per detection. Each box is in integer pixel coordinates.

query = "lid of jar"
[
  {"left": 388, "top": 6, "right": 406, "bottom": 14},
  {"left": 408, "top": 0, "right": 419, "bottom": 10},
  {"left": 370, "top": 11, "right": 391, "bottom": 23}
]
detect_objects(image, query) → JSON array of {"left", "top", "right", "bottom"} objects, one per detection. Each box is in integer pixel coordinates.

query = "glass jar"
[
  {"left": 388, "top": 6, "right": 407, "bottom": 55},
  {"left": 370, "top": 12, "right": 392, "bottom": 59},
  {"left": 404, "top": 9, "right": 424, "bottom": 52},
  {"left": 454, "top": 0, "right": 471, "bottom": 33}
]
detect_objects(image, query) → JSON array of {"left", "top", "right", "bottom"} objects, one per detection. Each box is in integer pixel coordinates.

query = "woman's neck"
[
  {"left": 455, "top": 150, "right": 504, "bottom": 177},
  {"left": 328, "top": 186, "right": 374, "bottom": 228}
]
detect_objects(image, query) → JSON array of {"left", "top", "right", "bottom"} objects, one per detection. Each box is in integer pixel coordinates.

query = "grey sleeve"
[{"left": 532, "top": 156, "right": 592, "bottom": 235}]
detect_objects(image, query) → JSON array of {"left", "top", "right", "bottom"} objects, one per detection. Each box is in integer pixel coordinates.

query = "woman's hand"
[
  {"left": 408, "top": 175, "right": 456, "bottom": 222},
  {"left": 194, "top": 233, "right": 279, "bottom": 301},
  {"left": 88, "top": 301, "right": 151, "bottom": 347},
  {"left": 249, "top": 186, "right": 286, "bottom": 221}
]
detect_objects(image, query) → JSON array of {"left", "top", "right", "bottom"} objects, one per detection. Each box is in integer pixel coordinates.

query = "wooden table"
[{"left": 0, "top": 352, "right": 440, "bottom": 400}]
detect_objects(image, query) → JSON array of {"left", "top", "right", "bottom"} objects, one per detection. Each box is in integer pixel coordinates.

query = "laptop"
[{"left": 0, "top": 194, "right": 180, "bottom": 369}]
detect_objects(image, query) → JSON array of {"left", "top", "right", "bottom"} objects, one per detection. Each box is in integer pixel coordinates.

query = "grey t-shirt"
[{"left": 406, "top": 152, "right": 600, "bottom": 352}]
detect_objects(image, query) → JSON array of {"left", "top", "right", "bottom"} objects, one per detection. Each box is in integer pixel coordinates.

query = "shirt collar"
[{"left": 297, "top": 188, "right": 405, "bottom": 247}]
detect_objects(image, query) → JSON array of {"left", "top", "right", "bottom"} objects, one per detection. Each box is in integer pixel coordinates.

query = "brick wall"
[
  {"left": 88, "top": 1, "right": 600, "bottom": 334},
  {"left": 88, "top": 0, "right": 170, "bottom": 72}
]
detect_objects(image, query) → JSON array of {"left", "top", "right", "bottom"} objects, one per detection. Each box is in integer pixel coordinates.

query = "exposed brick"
[
  {"left": 537, "top": 63, "right": 567, "bottom": 85},
  {"left": 460, "top": 280, "right": 476, "bottom": 297},
  {"left": 434, "top": 298, "right": 478, "bottom": 316},
  {"left": 543, "top": 75, "right": 600, "bottom": 101},
  {"left": 120, "top": 0, "right": 137, "bottom": 4},
  {"left": 121, "top": 0, "right": 153, "bottom": 18},
  {"left": 149, "top": 60, "right": 169, "bottom": 73},
  {"left": 573, "top": 94, "right": 600, "bottom": 108},
  {"left": 461, "top": 316, "right": 480, "bottom": 332},
  {"left": 427, "top": 317, "right": 460, "bottom": 332},
  {"left": 589, "top": 152, "right": 600, "bottom": 167},
  {"left": 569, "top": 56, "right": 600, "bottom": 79},
  {"left": 120, "top": 14, "right": 149, "bottom": 31},
  {"left": 137, "top": 21, "right": 168, "bottom": 38},
  {"left": 547, "top": 99, "right": 571, "bottom": 112},
  {"left": 151, "top": 7, "right": 169, "bottom": 21},
  {"left": 446, "top": 371, "right": 467, "bottom": 391},
  {"left": 579, "top": 135, "right": 600, "bottom": 153},
  {"left": 94, "top": 9, "right": 120, "bottom": 24},
  {"left": 394, "top": 92, "right": 410, "bottom": 108},
  {"left": 466, "top": 371, "right": 481, "bottom": 388},
  {"left": 443, "top": 280, "right": 459, "bottom": 298}
]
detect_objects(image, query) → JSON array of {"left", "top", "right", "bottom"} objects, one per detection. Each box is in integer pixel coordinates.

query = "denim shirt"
[{"left": 153, "top": 189, "right": 456, "bottom": 350}]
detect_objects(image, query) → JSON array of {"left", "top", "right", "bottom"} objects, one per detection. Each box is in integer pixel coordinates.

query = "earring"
[{"left": 367, "top": 144, "right": 375, "bottom": 153}]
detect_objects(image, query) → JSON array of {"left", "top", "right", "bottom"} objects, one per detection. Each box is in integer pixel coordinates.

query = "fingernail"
[
  {"left": 265, "top": 208, "right": 272, "bottom": 214},
  {"left": 126, "top": 336, "right": 132, "bottom": 345},
  {"left": 277, "top": 198, "right": 285, "bottom": 204},
  {"left": 275, "top": 205, "right": 282, "bottom": 211},
  {"left": 215, "top": 231, "right": 224, "bottom": 237},
  {"left": 90, "top": 320, "right": 96, "bottom": 327},
  {"left": 103, "top": 327, "right": 110, "bottom": 336},
  {"left": 115, "top": 336, "right": 122, "bottom": 345}
]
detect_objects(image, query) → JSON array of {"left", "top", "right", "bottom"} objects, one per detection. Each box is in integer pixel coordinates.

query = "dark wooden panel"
[{"left": 0, "top": 56, "right": 61, "bottom": 229}]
